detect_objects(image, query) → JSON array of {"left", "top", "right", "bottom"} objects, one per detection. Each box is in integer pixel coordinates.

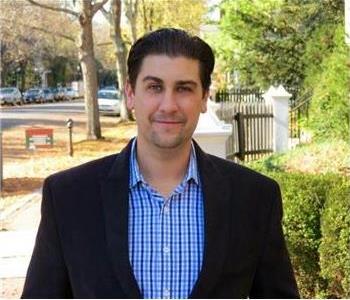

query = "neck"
[{"left": 135, "top": 138, "right": 192, "bottom": 198}]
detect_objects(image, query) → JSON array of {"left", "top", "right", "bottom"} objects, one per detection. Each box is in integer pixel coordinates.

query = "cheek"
[{"left": 133, "top": 99, "right": 154, "bottom": 121}]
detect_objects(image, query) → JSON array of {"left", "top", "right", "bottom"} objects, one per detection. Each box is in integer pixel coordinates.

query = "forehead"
[{"left": 137, "top": 55, "right": 201, "bottom": 83}]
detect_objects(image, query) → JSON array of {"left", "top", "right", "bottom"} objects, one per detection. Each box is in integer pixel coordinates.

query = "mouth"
[
  {"left": 154, "top": 120, "right": 183, "bottom": 124},
  {"left": 152, "top": 119, "right": 185, "bottom": 131}
]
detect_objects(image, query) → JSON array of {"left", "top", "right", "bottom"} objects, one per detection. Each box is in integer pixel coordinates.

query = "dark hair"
[{"left": 127, "top": 28, "right": 215, "bottom": 92}]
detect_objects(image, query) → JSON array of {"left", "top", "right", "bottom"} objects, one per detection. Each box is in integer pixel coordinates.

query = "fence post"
[
  {"left": 234, "top": 112, "right": 245, "bottom": 161},
  {"left": 263, "top": 85, "right": 291, "bottom": 153}
]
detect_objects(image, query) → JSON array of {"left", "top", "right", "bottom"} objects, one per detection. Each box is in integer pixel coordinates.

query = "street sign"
[{"left": 25, "top": 128, "right": 54, "bottom": 149}]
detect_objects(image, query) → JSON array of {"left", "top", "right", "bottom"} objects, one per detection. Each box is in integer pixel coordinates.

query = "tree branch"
[
  {"left": 0, "top": 18, "right": 75, "bottom": 42},
  {"left": 92, "top": 0, "right": 109, "bottom": 16},
  {"left": 96, "top": 41, "right": 113, "bottom": 46},
  {"left": 100, "top": 6, "right": 112, "bottom": 25},
  {"left": 26, "top": 0, "right": 79, "bottom": 17},
  {"left": 30, "top": 25, "right": 76, "bottom": 42}
]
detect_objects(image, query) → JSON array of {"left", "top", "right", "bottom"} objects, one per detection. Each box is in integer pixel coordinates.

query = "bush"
[
  {"left": 247, "top": 162, "right": 349, "bottom": 298},
  {"left": 319, "top": 179, "right": 350, "bottom": 298},
  {"left": 271, "top": 172, "right": 336, "bottom": 297}
]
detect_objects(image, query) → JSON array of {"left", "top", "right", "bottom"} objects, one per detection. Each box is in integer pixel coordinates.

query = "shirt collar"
[{"left": 129, "top": 138, "right": 200, "bottom": 189}]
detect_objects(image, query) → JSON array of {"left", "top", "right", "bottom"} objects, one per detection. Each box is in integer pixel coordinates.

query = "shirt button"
[
  {"left": 163, "top": 206, "right": 170, "bottom": 214},
  {"left": 163, "top": 245, "right": 170, "bottom": 254},
  {"left": 163, "top": 288, "right": 170, "bottom": 298}
]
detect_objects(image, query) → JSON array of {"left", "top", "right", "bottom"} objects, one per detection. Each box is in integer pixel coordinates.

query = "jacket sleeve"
[
  {"left": 250, "top": 182, "right": 300, "bottom": 299},
  {"left": 21, "top": 177, "right": 72, "bottom": 298}
]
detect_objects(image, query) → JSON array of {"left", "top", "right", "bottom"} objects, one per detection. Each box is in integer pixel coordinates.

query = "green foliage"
[
  {"left": 259, "top": 171, "right": 335, "bottom": 297},
  {"left": 137, "top": 0, "right": 206, "bottom": 35},
  {"left": 306, "top": 24, "right": 350, "bottom": 141},
  {"left": 213, "top": 0, "right": 348, "bottom": 141},
  {"left": 247, "top": 139, "right": 350, "bottom": 176},
  {"left": 214, "top": 0, "right": 344, "bottom": 89},
  {"left": 248, "top": 154, "right": 349, "bottom": 297},
  {"left": 319, "top": 179, "right": 350, "bottom": 298}
]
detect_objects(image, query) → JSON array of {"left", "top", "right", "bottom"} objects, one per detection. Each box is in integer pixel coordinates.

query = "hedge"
[
  {"left": 248, "top": 164, "right": 349, "bottom": 298},
  {"left": 319, "top": 178, "right": 350, "bottom": 298}
]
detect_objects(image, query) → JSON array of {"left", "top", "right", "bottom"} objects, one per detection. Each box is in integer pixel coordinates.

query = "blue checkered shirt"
[{"left": 128, "top": 139, "right": 204, "bottom": 299}]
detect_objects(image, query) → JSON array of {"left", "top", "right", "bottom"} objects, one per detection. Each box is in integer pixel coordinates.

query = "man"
[{"left": 22, "top": 28, "right": 299, "bottom": 298}]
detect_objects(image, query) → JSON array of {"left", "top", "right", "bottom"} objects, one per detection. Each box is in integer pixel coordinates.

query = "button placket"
[
  {"left": 163, "top": 288, "right": 171, "bottom": 299},
  {"left": 161, "top": 197, "right": 172, "bottom": 299},
  {"left": 150, "top": 190, "right": 167, "bottom": 298}
]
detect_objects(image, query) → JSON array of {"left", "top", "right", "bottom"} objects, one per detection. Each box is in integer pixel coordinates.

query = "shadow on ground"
[{"left": 1, "top": 178, "right": 43, "bottom": 197}]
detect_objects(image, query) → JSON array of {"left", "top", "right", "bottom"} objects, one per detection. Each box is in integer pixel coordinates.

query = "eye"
[
  {"left": 147, "top": 84, "right": 162, "bottom": 93},
  {"left": 177, "top": 86, "right": 192, "bottom": 93}
]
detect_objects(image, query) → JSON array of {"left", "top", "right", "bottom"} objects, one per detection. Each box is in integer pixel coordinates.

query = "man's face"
[{"left": 125, "top": 55, "right": 208, "bottom": 150}]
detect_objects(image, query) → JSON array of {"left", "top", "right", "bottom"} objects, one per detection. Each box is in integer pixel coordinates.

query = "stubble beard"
[
  {"left": 148, "top": 113, "right": 192, "bottom": 149},
  {"left": 150, "top": 129, "right": 188, "bottom": 149}
]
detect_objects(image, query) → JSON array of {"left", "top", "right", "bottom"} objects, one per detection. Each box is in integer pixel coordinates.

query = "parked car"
[
  {"left": 23, "top": 88, "right": 41, "bottom": 103},
  {"left": 101, "top": 85, "right": 118, "bottom": 91},
  {"left": 49, "top": 87, "right": 61, "bottom": 101},
  {"left": 97, "top": 89, "right": 121, "bottom": 115},
  {"left": 38, "top": 88, "right": 55, "bottom": 103},
  {"left": 61, "top": 87, "right": 76, "bottom": 101},
  {"left": 0, "top": 87, "right": 23, "bottom": 105},
  {"left": 57, "top": 87, "right": 66, "bottom": 101}
]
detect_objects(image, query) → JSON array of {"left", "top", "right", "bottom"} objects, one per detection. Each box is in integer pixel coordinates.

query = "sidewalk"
[{"left": 0, "top": 191, "right": 42, "bottom": 298}]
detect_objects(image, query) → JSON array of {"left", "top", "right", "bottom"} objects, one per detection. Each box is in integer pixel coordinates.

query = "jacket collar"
[{"left": 100, "top": 139, "right": 231, "bottom": 298}]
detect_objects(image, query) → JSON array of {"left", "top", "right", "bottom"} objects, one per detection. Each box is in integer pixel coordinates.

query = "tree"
[
  {"left": 137, "top": 0, "right": 206, "bottom": 36},
  {"left": 26, "top": 0, "right": 108, "bottom": 140},
  {"left": 213, "top": 0, "right": 344, "bottom": 88},
  {"left": 101, "top": 0, "right": 134, "bottom": 122},
  {"left": 125, "top": 0, "right": 138, "bottom": 43},
  {"left": 212, "top": 0, "right": 348, "bottom": 141},
  {"left": 0, "top": 1, "right": 78, "bottom": 89}
]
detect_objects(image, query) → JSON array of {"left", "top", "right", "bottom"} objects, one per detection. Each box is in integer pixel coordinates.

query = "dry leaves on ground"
[{"left": 1, "top": 121, "right": 137, "bottom": 208}]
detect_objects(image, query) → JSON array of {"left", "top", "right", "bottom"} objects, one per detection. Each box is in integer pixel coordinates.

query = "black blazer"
[{"left": 22, "top": 139, "right": 299, "bottom": 298}]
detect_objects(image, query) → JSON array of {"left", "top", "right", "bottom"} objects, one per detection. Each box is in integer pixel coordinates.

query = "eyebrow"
[
  {"left": 176, "top": 80, "right": 198, "bottom": 87},
  {"left": 142, "top": 76, "right": 198, "bottom": 87},
  {"left": 142, "top": 76, "right": 163, "bottom": 83}
]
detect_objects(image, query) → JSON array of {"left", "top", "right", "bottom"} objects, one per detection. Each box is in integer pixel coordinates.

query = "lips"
[
  {"left": 154, "top": 120, "right": 183, "bottom": 124},
  {"left": 151, "top": 114, "right": 186, "bottom": 125}
]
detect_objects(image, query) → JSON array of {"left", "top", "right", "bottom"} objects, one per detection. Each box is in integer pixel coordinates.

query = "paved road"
[{"left": 1, "top": 100, "right": 87, "bottom": 130}]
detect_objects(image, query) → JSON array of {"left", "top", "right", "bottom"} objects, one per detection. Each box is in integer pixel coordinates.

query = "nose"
[{"left": 158, "top": 90, "right": 178, "bottom": 113}]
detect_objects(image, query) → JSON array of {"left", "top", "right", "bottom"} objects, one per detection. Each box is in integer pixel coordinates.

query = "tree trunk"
[
  {"left": 0, "top": 40, "right": 4, "bottom": 87},
  {"left": 125, "top": 0, "right": 138, "bottom": 43},
  {"left": 20, "top": 61, "right": 26, "bottom": 92},
  {"left": 78, "top": 2, "right": 101, "bottom": 140},
  {"left": 112, "top": 0, "right": 133, "bottom": 121}
]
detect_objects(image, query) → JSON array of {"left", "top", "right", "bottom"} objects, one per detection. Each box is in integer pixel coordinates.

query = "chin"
[{"left": 150, "top": 133, "right": 189, "bottom": 149}]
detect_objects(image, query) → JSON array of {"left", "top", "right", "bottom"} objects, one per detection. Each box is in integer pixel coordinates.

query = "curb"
[{"left": 0, "top": 189, "right": 42, "bottom": 226}]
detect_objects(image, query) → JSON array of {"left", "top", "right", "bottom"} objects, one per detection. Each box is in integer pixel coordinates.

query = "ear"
[
  {"left": 125, "top": 80, "right": 135, "bottom": 110},
  {"left": 200, "top": 90, "right": 209, "bottom": 113}
]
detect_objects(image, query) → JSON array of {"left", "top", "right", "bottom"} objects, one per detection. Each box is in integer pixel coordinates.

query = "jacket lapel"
[
  {"left": 190, "top": 143, "right": 231, "bottom": 298},
  {"left": 100, "top": 140, "right": 141, "bottom": 298}
]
